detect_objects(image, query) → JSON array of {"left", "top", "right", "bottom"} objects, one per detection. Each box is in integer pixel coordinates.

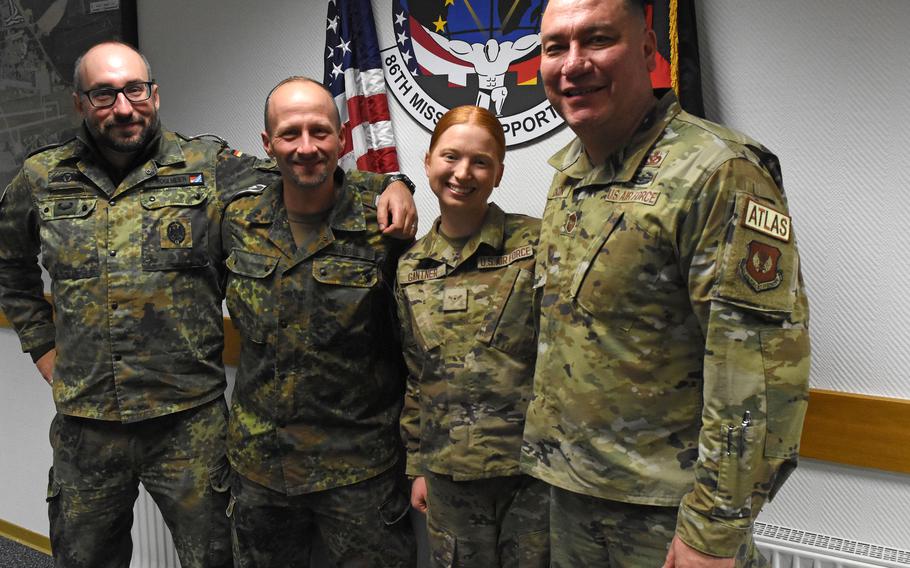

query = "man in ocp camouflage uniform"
[
  {"left": 520, "top": 1, "right": 812, "bottom": 567},
  {"left": 221, "top": 77, "right": 416, "bottom": 567},
  {"left": 0, "top": 43, "right": 416, "bottom": 568}
]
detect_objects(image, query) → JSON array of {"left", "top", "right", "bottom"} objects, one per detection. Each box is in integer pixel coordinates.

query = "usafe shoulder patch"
[
  {"left": 604, "top": 187, "right": 660, "bottom": 206},
  {"left": 405, "top": 265, "right": 447, "bottom": 283},
  {"left": 144, "top": 173, "right": 206, "bottom": 189},
  {"left": 742, "top": 197, "right": 791, "bottom": 242},
  {"left": 478, "top": 245, "right": 533, "bottom": 269},
  {"left": 740, "top": 240, "right": 783, "bottom": 292}
]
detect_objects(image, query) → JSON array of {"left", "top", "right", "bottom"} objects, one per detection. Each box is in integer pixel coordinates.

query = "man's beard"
[
  {"left": 88, "top": 112, "right": 160, "bottom": 154},
  {"left": 288, "top": 169, "right": 330, "bottom": 191}
]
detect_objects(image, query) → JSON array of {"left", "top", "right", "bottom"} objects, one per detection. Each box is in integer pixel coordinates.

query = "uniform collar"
[
  {"left": 413, "top": 203, "right": 506, "bottom": 269},
  {"left": 243, "top": 168, "right": 365, "bottom": 231},
  {"left": 547, "top": 92, "right": 681, "bottom": 184}
]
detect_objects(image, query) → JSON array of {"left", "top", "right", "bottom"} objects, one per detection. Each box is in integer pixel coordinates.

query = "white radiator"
[{"left": 755, "top": 522, "right": 910, "bottom": 568}]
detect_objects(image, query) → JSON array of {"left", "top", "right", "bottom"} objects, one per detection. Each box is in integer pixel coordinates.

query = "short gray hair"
[{"left": 73, "top": 41, "right": 153, "bottom": 91}]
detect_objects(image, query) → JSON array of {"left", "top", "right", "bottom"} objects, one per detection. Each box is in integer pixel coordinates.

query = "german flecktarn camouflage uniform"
[
  {"left": 221, "top": 169, "right": 415, "bottom": 566},
  {"left": 397, "top": 204, "right": 548, "bottom": 567},
  {"left": 521, "top": 93, "right": 811, "bottom": 561},
  {"left": 0, "top": 126, "right": 273, "bottom": 568}
]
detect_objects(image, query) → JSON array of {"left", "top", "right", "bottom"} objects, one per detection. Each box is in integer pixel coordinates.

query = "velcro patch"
[
  {"left": 48, "top": 170, "right": 89, "bottom": 185},
  {"left": 604, "top": 188, "right": 660, "bottom": 206},
  {"left": 478, "top": 245, "right": 533, "bottom": 269},
  {"left": 740, "top": 240, "right": 783, "bottom": 292},
  {"left": 561, "top": 211, "right": 579, "bottom": 235},
  {"left": 405, "top": 265, "right": 446, "bottom": 283},
  {"left": 443, "top": 287, "right": 468, "bottom": 312},
  {"left": 160, "top": 218, "right": 193, "bottom": 249},
  {"left": 742, "top": 198, "right": 791, "bottom": 242},
  {"left": 145, "top": 173, "right": 206, "bottom": 189},
  {"left": 645, "top": 150, "right": 668, "bottom": 167}
]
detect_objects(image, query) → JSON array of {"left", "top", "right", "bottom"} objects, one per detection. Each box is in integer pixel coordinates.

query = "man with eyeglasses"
[{"left": 0, "top": 41, "right": 417, "bottom": 568}]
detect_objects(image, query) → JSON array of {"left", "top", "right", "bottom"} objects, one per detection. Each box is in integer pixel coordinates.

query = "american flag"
[{"left": 324, "top": 0, "right": 400, "bottom": 174}]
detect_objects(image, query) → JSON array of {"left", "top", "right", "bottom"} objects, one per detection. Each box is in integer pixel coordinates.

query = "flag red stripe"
[
  {"left": 354, "top": 147, "right": 399, "bottom": 174},
  {"left": 345, "top": 93, "right": 391, "bottom": 129}
]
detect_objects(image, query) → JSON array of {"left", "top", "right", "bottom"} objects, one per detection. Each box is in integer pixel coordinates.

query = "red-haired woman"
[{"left": 397, "top": 105, "right": 549, "bottom": 567}]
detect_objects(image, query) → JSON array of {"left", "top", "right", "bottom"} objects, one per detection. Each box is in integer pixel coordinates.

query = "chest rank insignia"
[
  {"left": 443, "top": 286, "right": 468, "bottom": 312},
  {"left": 645, "top": 149, "right": 668, "bottom": 168},
  {"left": 740, "top": 240, "right": 783, "bottom": 292},
  {"left": 161, "top": 218, "right": 192, "bottom": 249},
  {"left": 562, "top": 211, "right": 578, "bottom": 235}
]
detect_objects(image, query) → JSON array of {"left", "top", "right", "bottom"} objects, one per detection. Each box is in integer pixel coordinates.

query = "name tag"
[
  {"left": 742, "top": 198, "right": 791, "bottom": 242},
  {"left": 145, "top": 173, "right": 206, "bottom": 189},
  {"left": 604, "top": 188, "right": 661, "bottom": 206},
  {"left": 478, "top": 245, "right": 533, "bottom": 269},
  {"left": 405, "top": 265, "right": 446, "bottom": 283}
]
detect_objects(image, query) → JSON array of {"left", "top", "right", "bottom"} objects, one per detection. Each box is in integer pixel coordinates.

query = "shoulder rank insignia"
[
  {"left": 742, "top": 197, "right": 791, "bottom": 242},
  {"left": 645, "top": 149, "right": 668, "bottom": 168},
  {"left": 740, "top": 240, "right": 783, "bottom": 292}
]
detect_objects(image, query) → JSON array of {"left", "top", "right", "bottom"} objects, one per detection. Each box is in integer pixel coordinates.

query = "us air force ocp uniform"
[
  {"left": 521, "top": 93, "right": 811, "bottom": 566},
  {"left": 0, "top": 127, "right": 271, "bottom": 568},
  {"left": 397, "top": 204, "right": 549, "bottom": 568},
  {"left": 221, "top": 169, "right": 415, "bottom": 567}
]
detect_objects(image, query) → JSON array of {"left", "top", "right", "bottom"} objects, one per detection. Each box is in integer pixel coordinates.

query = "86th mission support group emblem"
[{"left": 380, "top": 0, "right": 563, "bottom": 146}]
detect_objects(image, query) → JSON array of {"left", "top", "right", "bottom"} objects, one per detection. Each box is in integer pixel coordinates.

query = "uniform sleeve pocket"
[{"left": 761, "top": 327, "right": 810, "bottom": 459}]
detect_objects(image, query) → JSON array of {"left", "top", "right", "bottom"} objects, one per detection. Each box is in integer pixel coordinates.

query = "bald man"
[{"left": 0, "top": 43, "right": 416, "bottom": 568}]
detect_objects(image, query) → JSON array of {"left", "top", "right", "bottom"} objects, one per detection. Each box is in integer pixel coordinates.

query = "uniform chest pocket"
[
  {"left": 225, "top": 249, "right": 279, "bottom": 344},
  {"left": 140, "top": 188, "right": 209, "bottom": 271},
  {"left": 479, "top": 265, "right": 537, "bottom": 357},
  {"left": 37, "top": 197, "right": 100, "bottom": 280},
  {"left": 570, "top": 211, "right": 670, "bottom": 330},
  {"left": 311, "top": 256, "right": 380, "bottom": 346}
]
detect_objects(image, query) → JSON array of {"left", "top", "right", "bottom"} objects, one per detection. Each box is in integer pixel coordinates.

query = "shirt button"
[
  {"left": 111, "top": 302, "right": 118, "bottom": 310},
  {"left": 113, "top": 354, "right": 122, "bottom": 362},
  {"left": 109, "top": 200, "right": 115, "bottom": 206},
  {"left": 319, "top": 268, "right": 327, "bottom": 276},
  {"left": 149, "top": 196, "right": 156, "bottom": 202},
  {"left": 145, "top": 168, "right": 153, "bottom": 175},
  {"left": 109, "top": 250, "right": 116, "bottom": 257}
]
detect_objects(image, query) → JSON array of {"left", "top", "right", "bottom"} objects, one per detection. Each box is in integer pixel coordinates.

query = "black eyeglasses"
[{"left": 81, "top": 81, "right": 155, "bottom": 108}]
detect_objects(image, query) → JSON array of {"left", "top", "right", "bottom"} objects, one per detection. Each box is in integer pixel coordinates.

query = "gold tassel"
[{"left": 669, "top": 0, "right": 679, "bottom": 96}]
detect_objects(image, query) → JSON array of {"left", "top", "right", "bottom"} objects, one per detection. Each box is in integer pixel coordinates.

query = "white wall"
[{"left": 2, "top": 0, "right": 909, "bottom": 553}]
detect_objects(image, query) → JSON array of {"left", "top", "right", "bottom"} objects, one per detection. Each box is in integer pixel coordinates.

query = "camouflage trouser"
[
  {"left": 549, "top": 484, "right": 768, "bottom": 568},
  {"left": 47, "top": 398, "right": 232, "bottom": 568},
  {"left": 230, "top": 464, "right": 416, "bottom": 567},
  {"left": 424, "top": 472, "right": 549, "bottom": 568}
]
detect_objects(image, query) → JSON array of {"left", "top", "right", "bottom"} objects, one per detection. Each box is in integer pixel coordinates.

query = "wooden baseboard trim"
[
  {"left": 0, "top": 518, "right": 51, "bottom": 556},
  {"left": 799, "top": 389, "right": 910, "bottom": 474}
]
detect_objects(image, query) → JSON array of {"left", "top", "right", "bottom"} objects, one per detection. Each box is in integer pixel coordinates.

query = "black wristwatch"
[{"left": 384, "top": 173, "right": 416, "bottom": 194}]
